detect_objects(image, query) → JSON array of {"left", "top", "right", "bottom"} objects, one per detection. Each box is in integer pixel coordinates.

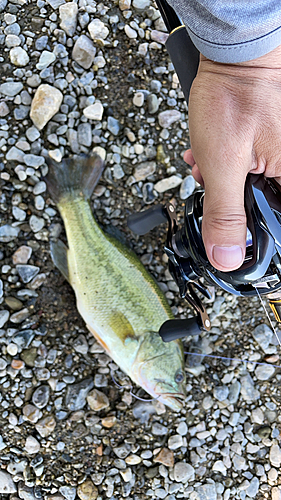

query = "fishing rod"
[{"left": 128, "top": 1, "right": 281, "bottom": 342}]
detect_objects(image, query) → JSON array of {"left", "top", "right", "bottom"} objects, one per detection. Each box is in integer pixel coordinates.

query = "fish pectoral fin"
[
  {"left": 109, "top": 311, "right": 138, "bottom": 345},
  {"left": 50, "top": 239, "right": 70, "bottom": 283}
]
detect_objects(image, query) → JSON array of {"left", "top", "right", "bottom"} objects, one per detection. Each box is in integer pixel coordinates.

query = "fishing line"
[
  {"left": 109, "top": 363, "right": 159, "bottom": 402},
  {"left": 183, "top": 351, "right": 281, "bottom": 368},
  {"left": 254, "top": 286, "right": 281, "bottom": 348}
]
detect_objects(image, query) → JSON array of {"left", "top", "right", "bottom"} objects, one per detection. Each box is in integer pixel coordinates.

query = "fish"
[{"left": 44, "top": 154, "right": 186, "bottom": 411}]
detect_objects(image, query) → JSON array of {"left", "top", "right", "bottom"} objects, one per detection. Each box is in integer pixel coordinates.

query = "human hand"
[{"left": 185, "top": 45, "right": 281, "bottom": 272}]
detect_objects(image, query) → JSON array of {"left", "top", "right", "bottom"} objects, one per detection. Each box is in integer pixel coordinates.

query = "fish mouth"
[{"left": 157, "top": 392, "right": 186, "bottom": 411}]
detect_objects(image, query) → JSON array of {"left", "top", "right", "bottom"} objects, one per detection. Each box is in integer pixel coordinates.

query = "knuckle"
[{"left": 205, "top": 212, "right": 247, "bottom": 232}]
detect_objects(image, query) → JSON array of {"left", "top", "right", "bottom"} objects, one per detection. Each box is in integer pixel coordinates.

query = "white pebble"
[
  {"left": 9, "top": 47, "right": 29, "bottom": 67},
  {"left": 24, "top": 435, "right": 40, "bottom": 454},
  {"left": 7, "top": 343, "right": 18, "bottom": 356}
]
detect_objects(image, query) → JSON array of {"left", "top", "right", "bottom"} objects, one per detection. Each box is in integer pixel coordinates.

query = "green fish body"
[{"left": 45, "top": 155, "right": 186, "bottom": 411}]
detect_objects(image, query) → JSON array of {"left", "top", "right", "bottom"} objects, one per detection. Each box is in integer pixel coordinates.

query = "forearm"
[{"left": 167, "top": 0, "right": 281, "bottom": 63}]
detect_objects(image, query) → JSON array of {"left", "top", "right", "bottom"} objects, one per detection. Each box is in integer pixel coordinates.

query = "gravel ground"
[{"left": 1, "top": 1, "right": 281, "bottom": 499}]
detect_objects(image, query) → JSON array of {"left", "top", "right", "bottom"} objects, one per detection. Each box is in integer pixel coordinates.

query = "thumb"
[{"left": 202, "top": 166, "right": 248, "bottom": 272}]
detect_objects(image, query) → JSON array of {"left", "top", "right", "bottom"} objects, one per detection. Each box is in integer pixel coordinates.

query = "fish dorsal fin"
[
  {"left": 50, "top": 239, "right": 70, "bottom": 283},
  {"left": 109, "top": 311, "right": 138, "bottom": 346}
]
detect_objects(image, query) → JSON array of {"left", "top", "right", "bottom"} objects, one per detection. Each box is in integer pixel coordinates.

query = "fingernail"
[{"left": 213, "top": 245, "right": 243, "bottom": 269}]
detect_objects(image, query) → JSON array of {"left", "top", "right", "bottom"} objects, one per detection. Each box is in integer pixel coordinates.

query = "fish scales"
[{"left": 45, "top": 154, "right": 186, "bottom": 411}]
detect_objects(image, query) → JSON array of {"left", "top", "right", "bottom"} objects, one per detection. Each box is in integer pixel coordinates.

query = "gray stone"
[
  {"left": 213, "top": 385, "right": 229, "bottom": 401},
  {"left": 158, "top": 110, "right": 181, "bottom": 128},
  {"left": 46, "top": 0, "right": 65, "bottom": 6},
  {"left": 32, "top": 385, "right": 50, "bottom": 409},
  {"left": 155, "top": 175, "right": 182, "bottom": 193},
  {"left": 59, "top": 486, "right": 76, "bottom": 500},
  {"left": 132, "top": 401, "right": 156, "bottom": 422},
  {"left": 72, "top": 35, "right": 96, "bottom": 69},
  {"left": 228, "top": 380, "right": 241, "bottom": 404},
  {"left": 10, "top": 46, "right": 29, "bottom": 66},
  {"left": 0, "top": 81, "right": 23, "bottom": 96},
  {"left": 30, "top": 84, "right": 63, "bottom": 130},
  {"left": 35, "top": 35, "right": 48, "bottom": 51},
  {"left": 36, "top": 51, "right": 56, "bottom": 70},
  {"left": 13, "top": 329, "right": 35, "bottom": 349},
  {"left": 133, "top": 0, "right": 150, "bottom": 9},
  {"left": 246, "top": 477, "right": 259, "bottom": 498},
  {"left": 77, "top": 122, "right": 92, "bottom": 146},
  {"left": 26, "top": 126, "right": 40, "bottom": 142},
  {"left": 6, "top": 146, "right": 24, "bottom": 162},
  {"left": 88, "top": 19, "right": 109, "bottom": 40},
  {"left": 113, "top": 164, "right": 125, "bottom": 179},
  {"left": 195, "top": 482, "right": 217, "bottom": 500},
  {"left": 240, "top": 373, "right": 260, "bottom": 402},
  {"left": 24, "top": 436, "right": 40, "bottom": 454},
  {"left": 83, "top": 102, "right": 103, "bottom": 121},
  {"left": 14, "top": 105, "right": 30, "bottom": 120},
  {"left": 65, "top": 377, "right": 94, "bottom": 411},
  {"left": 0, "top": 310, "right": 9, "bottom": 328},
  {"left": 17, "top": 265, "right": 40, "bottom": 283},
  {"left": 180, "top": 175, "right": 196, "bottom": 199},
  {"left": 133, "top": 161, "right": 156, "bottom": 181},
  {"left": 270, "top": 444, "right": 281, "bottom": 467},
  {"left": 0, "top": 101, "right": 9, "bottom": 117},
  {"left": 0, "top": 224, "right": 20, "bottom": 242},
  {"left": 0, "top": 471, "right": 17, "bottom": 494},
  {"left": 173, "top": 462, "right": 195, "bottom": 482},
  {"left": 133, "top": 92, "right": 144, "bottom": 107},
  {"left": 12, "top": 206, "right": 26, "bottom": 221},
  {"left": 107, "top": 116, "right": 120, "bottom": 135},
  {"left": 59, "top": 2, "right": 78, "bottom": 36},
  {"left": 272, "top": 487, "right": 281, "bottom": 500},
  {"left": 252, "top": 323, "right": 274, "bottom": 352},
  {"left": 147, "top": 93, "right": 159, "bottom": 114},
  {"left": 255, "top": 364, "right": 275, "bottom": 380},
  {"left": 0, "top": 0, "right": 7, "bottom": 12},
  {"left": 152, "top": 423, "right": 168, "bottom": 435},
  {"left": 23, "top": 154, "right": 45, "bottom": 168},
  {"left": 29, "top": 215, "right": 45, "bottom": 232}
]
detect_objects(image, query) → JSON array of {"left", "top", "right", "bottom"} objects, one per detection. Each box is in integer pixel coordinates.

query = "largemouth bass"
[{"left": 45, "top": 154, "right": 186, "bottom": 411}]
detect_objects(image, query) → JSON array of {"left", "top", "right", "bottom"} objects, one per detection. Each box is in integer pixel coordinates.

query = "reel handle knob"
[
  {"left": 127, "top": 204, "right": 167, "bottom": 235},
  {"left": 159, "top": 317, "right": 202, "bottom": 342}
]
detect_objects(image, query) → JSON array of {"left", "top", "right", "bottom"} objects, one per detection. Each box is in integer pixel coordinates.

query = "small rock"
[
  {"left": 196, "top": 482, "right": 217, "bottom": 500},
  {"left": 26, "top": 126, "right": 40, "bottom": 142},
  {"left": 83, "top": 102, "right": 103, "bottom": 121},
  {"left": 0, "top": 101, "right": 9, "bottom": 116},
  {"left": 119, "top": 0, "right": 131, "bottom": 10},
  {"left": 12, "top": 246, "right": 32, "bottom": 265},
  {"left": 125, "top": 454, "right": 142, "bottom": 465},
  {"left": 168, "top": 434, "right": 183, "bottom": 450},
  {"left": 65, "top": 377, "right": 94, "bottom": 411},
  {"left": 32, "top": 385, "right": 50, "bottom": 408},
  {"left": 152, "top": 423, "right": 168, "bottom": 436},
  {"left": 0, "top": 310, "right": 9, "bottom": 328},
  {"left": 35, "top": 415, "right": 56, "bottom": 437},
  {"left": 29, "top": 215, "right": 45, "bottom": 232},
  {"left": 24, "top": 435, "right": 40, "bottom": 454},
  {"left": 147, "top": 93, "right": 159, "bottom": 114},
  {"left": 158, "top": 110, "right": 181, "bottom": 128},
  {"left": 0, "top": 81, "right": 23, "bottom": 96},
  {"left": 228, "top": 380, "right": 241, "bottom": 404},
  {"left": 212, "top": 460, "right": 227, "bottom": 474},
  {"left": 88, "top": 19, "right": 109, "bottom": 40},
  {"left": 59, "top": 2, "right": 78, "bottom": 36},
  {"left": 9, "top": 46, "right": 29, "bottom": 66},
  {"left": 134, "top": 161, "right": 156, "bottom": 181},
  {"left": 213, "top": 385, "right": 229, "bottom": 401},
  {"left": 133, "top": 92, "right": 144, "bottom": 107},
  {"left": 36, "top": 51, "right": 56, "bottom": 70},
  {"left": 0, "top": 224, "right": 20, "bottom": 242},
  {"left": 240, "top": 373, "right": 260, "bottom": 402},
  {"left": 180, "top": 175, "right": 195, "bottom": 199},
  {"left": 132, "top": 401, "right": 156, "bottom": 422},
  {"left": 246, "top": 477, "right": 259, "bottom": 498},
  {"left": 272, "top": 487, "right": 281, "bottom": 500},
  {"left": 113, "top": 443, "right": 132, "bottom": 459},
  {"left": 155, "top": 175, "right": 182, "bottom": 193},
  {"left": 174, "top": 462, "right": 195, "bottom": 482},
  {"left": 270, "top": 444, "right": 281, "bottom": 467},
  {"left": 72, "top": 35, "right": 96, "bottom": 69},
  {"left": 77, "top": 479, "right": 98, "bottom": 500},
  {"left": 30, "top": 84, "right": 63, "bottom": 130},
  {"left": 154, "top": 448, "right": 174, "bottom": 467},
  {"left": 107, "top": 116, "right": 120, "bottom": 135},
  {"left": 132, "top": 0, "right": 150, "bottom": 9},
  {"left": 59, "top": 486, "right": 76, "bottom": 500},
  {"left": 17, "top": 264, "right": 40, "bottom": 283},
  {"left": 0, "top": 471, "right": 17, "bottom": 494},
  {"left": 22, "top": 404, "right": 42, "bottom": 423},
  {"left": 151, "top": 29, "right": 169, "bottom": 44},
  {"left": 125, "top": 25, "right": 137, "bottom": 39},
  {"left": 87, "top": 389, "right": 109, "bottom": 411},
  {"left": 255, "top": 364, "right": 275, "bottom": 380},
  {"left": 252, "top": 323, "right": 273, "bottom": 352}
]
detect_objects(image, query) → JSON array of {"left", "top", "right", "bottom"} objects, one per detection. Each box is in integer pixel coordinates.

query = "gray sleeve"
[{"left": 168, "top": 0, "right": 281, "bottom": 63}]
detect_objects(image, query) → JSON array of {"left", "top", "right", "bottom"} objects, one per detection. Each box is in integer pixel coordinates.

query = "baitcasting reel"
[{"left": 128, "top": 174, "right": 281, "bottom": 342}]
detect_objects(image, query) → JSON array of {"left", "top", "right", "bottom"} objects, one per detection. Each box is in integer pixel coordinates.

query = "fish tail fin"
[{"left": 44, "top": 154, "right": 104, "bottom": 203}]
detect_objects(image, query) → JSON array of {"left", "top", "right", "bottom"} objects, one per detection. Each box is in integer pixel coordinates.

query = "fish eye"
[{"left": 175, "top": 370, "right": 184, "bottom": 384}]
